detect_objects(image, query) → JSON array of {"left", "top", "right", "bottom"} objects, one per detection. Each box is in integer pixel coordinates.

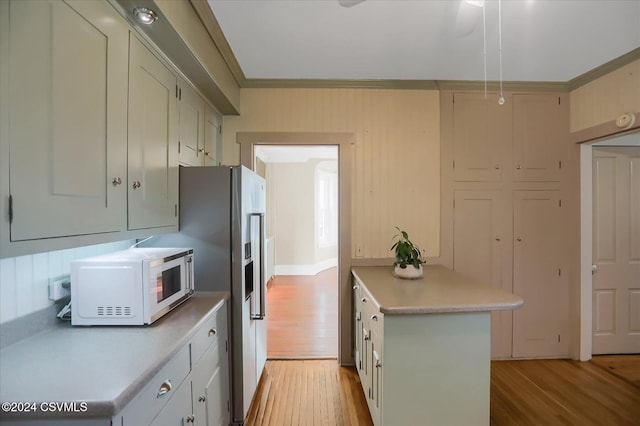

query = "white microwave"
[{"left": 71, "top": 248, "right": 194, "bottom": 326}]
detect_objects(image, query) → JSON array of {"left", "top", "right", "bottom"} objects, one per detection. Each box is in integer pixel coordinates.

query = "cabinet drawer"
[
  {"left": 119, "top": 344, "right": 190, "bottom": 426},
  {"left": 191, "top": 303, "right": 227, "bottom": 365}
]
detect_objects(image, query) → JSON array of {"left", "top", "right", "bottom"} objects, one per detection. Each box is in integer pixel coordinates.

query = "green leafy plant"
[{"left": 390, "top": 227, "right": 425, "bottom": 269}]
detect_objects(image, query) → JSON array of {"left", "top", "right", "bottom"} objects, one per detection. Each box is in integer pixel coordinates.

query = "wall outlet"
[{"left": 49, "top": 275, "right": 71, "bottom": 302}]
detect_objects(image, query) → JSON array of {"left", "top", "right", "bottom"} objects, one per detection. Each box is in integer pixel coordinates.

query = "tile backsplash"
[{"left": 0, "top": 240, "right": 134, "bottom": 324}]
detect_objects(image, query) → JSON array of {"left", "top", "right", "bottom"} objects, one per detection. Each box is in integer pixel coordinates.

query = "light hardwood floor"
[
  {"left": 266, "top": 268, "right": 338, "bottom": 359},
  {"left": 261, "top": 271, "right": 640, "bottom": 425}
]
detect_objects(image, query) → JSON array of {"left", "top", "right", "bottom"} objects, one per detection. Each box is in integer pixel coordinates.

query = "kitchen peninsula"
[{"left": 352, "top": 265, "right": 523, "bottom": 426}]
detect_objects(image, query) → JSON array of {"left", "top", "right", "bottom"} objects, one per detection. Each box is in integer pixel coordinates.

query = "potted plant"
[{"left": 390, "top": 227, "right": 425, "bottom": 279}]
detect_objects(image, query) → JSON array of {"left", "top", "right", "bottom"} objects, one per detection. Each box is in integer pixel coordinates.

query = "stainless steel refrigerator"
[{"left": 145, "top": 165, "right": 267, "bottom": 425}]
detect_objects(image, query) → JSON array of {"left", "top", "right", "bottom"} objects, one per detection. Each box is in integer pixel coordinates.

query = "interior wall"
[
  {"left": 269, "top": 161, "right": 315, "bottom": 268},
  {"left": 223, "top": 88, "right": 441, "bottom": 260},
  {"left": 570, "top": 59, "right": 640, "bottom": 133}
]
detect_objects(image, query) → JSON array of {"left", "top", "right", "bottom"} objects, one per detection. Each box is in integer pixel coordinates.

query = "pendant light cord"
[
  {"left": 498, "top": 0, "right": 505, "bottom": 105},
  {"left": 483, "top": 1, "right": 487, "bottom": 98}
]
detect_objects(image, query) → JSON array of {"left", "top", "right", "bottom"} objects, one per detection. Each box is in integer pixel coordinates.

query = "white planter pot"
[{"left": 393, "top": 264, "right": 423, "bottom": 279}]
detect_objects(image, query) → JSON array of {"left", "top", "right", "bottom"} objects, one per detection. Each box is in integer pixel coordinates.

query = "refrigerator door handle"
[{"left": 251, "top": 213, "right": 266, "bottom": 320}]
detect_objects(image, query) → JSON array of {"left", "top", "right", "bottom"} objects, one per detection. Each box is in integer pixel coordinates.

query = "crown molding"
[
  {"left": 567, "top": 47, "right": 640, "bottom": 91},
  {"left": 435, "top": 80, "right": 570, "bottom": 92},
  {"left": 242, "top": 79, "right": 440, "bottom": 90}
]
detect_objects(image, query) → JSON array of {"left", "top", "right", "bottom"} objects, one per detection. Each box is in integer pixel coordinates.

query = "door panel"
[
  {"left": 127, "top": 36, "right": 178, "bottom": 230},
  {"left": 453, "top": 190, "right": 511, "bottom": 357},
  {"left": 512, "top": 94, "right": 564, "bottom": 182},
  {"left": 512, "top": 191, "right": 568, "bottom": 358},
  {"left": 592, "top": 147, "right": 640, "bottom": 354},
  {"left": 452, "top": 93, "right": 509, "bottom": 182},
  {"left": 178, "top": 80, "right": 204, "bottom": 167}
]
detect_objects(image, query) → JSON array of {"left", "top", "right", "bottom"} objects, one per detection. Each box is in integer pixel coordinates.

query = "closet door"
[
  {"left": 453, "top": 190, "right": 512, "bottom": 357},
  {"left": 512, "top": 191, "right": 568, "bottom": 357}
]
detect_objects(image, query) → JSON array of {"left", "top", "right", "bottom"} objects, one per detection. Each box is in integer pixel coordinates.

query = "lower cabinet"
[
  {"left": 117, "top": 302, "right": 229, "bottom": 426},
  {"left": 353, "top": 276, "right": 492, "bottom": 426}
]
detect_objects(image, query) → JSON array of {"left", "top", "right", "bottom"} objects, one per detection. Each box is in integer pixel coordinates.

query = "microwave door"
[{"left": 250, "top": 213, "right": 266, "bottom": 320}]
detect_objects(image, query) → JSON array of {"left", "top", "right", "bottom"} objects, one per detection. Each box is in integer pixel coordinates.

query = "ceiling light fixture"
[{"left": 133, "top": 7, "right": 158, "bottom": 25}]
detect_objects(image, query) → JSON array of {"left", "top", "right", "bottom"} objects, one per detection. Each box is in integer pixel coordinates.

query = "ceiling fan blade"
[{"left": 338, "top": 0, "right": 366, "bottom": 7}]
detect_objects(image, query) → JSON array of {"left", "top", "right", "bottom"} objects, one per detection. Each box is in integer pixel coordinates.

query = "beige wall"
[
  {"left": 268, "top": 162, "right": 315, "bottom": 266},
  {"left": 223, "top": 88, "right": 441, "bottom": 260},
  {"left": 570, "top": 59, "right": 640, "bottom": 133}
]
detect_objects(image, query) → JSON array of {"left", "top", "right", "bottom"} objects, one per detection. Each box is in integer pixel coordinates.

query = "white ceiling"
[{"left": 207, "top": 0, "right": 640, "bottom": 82}]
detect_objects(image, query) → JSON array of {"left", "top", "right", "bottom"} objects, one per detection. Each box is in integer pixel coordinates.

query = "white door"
[{"left": 592, "top": 147, "right": 640, "bottom": 354}]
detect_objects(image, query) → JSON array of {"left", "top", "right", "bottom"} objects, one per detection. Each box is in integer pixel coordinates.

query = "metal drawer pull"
[
  {"left": 198, "top": 395, "right": 206, "bottom": 402},
  {"left": 186, "top": 415, "right": 195, "bottom": 423},
  {"left": 208, "top": 328, "right": 217, "bottom": 337},
  {"left": 132, "top": 180, "right": 141, "bottom": 189},
  {"left": 111, "top": 177, "right": 122, "bottom": 186},
  {"left": 157, "top": 380, "right": 172, "bottom": 398}
]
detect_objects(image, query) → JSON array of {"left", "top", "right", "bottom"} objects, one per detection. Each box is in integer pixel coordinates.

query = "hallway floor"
[{"left": 266, "top": 267, "right": 338, "bottom": 359}]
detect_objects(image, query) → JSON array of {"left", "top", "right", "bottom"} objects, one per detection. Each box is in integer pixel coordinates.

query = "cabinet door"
[
  {"left": 353, "top": 281, "right": 363, "bottom": 372},
  {"left": 453, "top": 190, "right": 512, "bottom": 357},
  {"left": 370, "top": 328, "right": 383, "bottom": 426},
  {"left": 7, "top": 0, "right": 128, "bottom": 240},
  {"left": 178, "top": 79, "right": 205, "bottom": 167},
  {"left": 452, "top": 93, "right": 510, "bottom": 182},
  {"left": 149, "top": 378, "right": 194, "bottom": 426},
  {"left": 128, "top": 36, "right": 178, "bottom": 230},
  {"left": 204, "top": 105, "right": 221, "bottom": 166},
  {"left": 512, "top": 191, "right": 568, "bottom": 357},
  {"left": 512, "top": 94, "right": 565, "bottom": 182},
  {"left": 193, "top": 341, "right": 230, "bottom": 426}
]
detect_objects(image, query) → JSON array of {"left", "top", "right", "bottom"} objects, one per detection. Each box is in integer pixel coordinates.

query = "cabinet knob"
[
  {"left": 198, "top": 395, "right": 206, "bottom": 402},
  {"left": 516, "top": 237, "right": 523, "bottom": 242},
  {"left": 132, "top": 181, "right": 141, "bottom": 189},
  {"left": 208, "top": 328, "right": 217, "bottom": 337},
  {"left": 371, "top": 315, "right": 378, "bottom": 322},
  {"left": 375, "top": 360, "right": 382, "bottom": 368},
  {"left": 361, "top": 297, "right": 367, "bottom": 303},
  {"left": 516, "top": 164, "right": 522, "bottom": 170},
  {"left": 111, "top": 177, "right": 122, "bottom": 186},
  {"left": 495, "top": 236, "right": 501, "bottom": 241},
  {"left": 205, "top": 151, "right": 211, "bottom": 157},
  {"left": 157, "top": 380, "right": 172, "bottom": 398},
  {"left": 186, "top": 415, "right": 196, "bottom": 423},
  {"left": 495, "top": 164, "right": 501, "bottom": 170},
  {"left": 198, "top": 148, "right": 205, "bottom": 153},
  {"left": 352, "top": 284, "right": 359, "bottom": 290}
]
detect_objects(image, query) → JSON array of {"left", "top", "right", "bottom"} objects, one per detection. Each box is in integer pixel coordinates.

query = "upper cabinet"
[
  {"left": 5, "top": 0, "right": 129, "bottom": 241},
  {"left": 178, "top": 79, "right": 205, "bottom": 167},
  {"left": 451, "top": 92, "right": 567, "bottom": 183},
  {"left": 127, "top": 36, "right": 179, "bottom": 230},
  {"left": 204, "top": 104, "right": 221, "bottom": 167},
  {"left": 452, "top": 93, "right": 511, "bottom": 182},
  {"left": 178, "top": 78, "right": 221, "bottom": 167},
  {"left": 512, "top": 94, "right": 567, "bottom": 182}
]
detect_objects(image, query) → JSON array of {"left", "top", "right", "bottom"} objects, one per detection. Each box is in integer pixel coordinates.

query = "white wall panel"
[{"left": 0, "top": 240, "right": 132, "bottom": 324}]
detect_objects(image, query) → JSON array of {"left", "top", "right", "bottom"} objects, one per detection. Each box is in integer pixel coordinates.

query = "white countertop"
[
  {"left": 0, "top": 292, "right": 228, "bottom": 419},
  {"left": 352, "top": 265, "right": 523, "bottom": 314}
]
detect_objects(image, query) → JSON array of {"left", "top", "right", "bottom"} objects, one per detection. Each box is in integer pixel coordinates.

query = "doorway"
[
  {"left": 254, "top": 145, "right": 339, "bottom": 359},
  {"left": 579, "top": 130, "right": 640, "bottom": 359},
  {"left": 591, "top": 144, "right": 640, "bottom": 354},
  {"left": 237, "top": 131, "right": 354, "bottom": 365}
]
